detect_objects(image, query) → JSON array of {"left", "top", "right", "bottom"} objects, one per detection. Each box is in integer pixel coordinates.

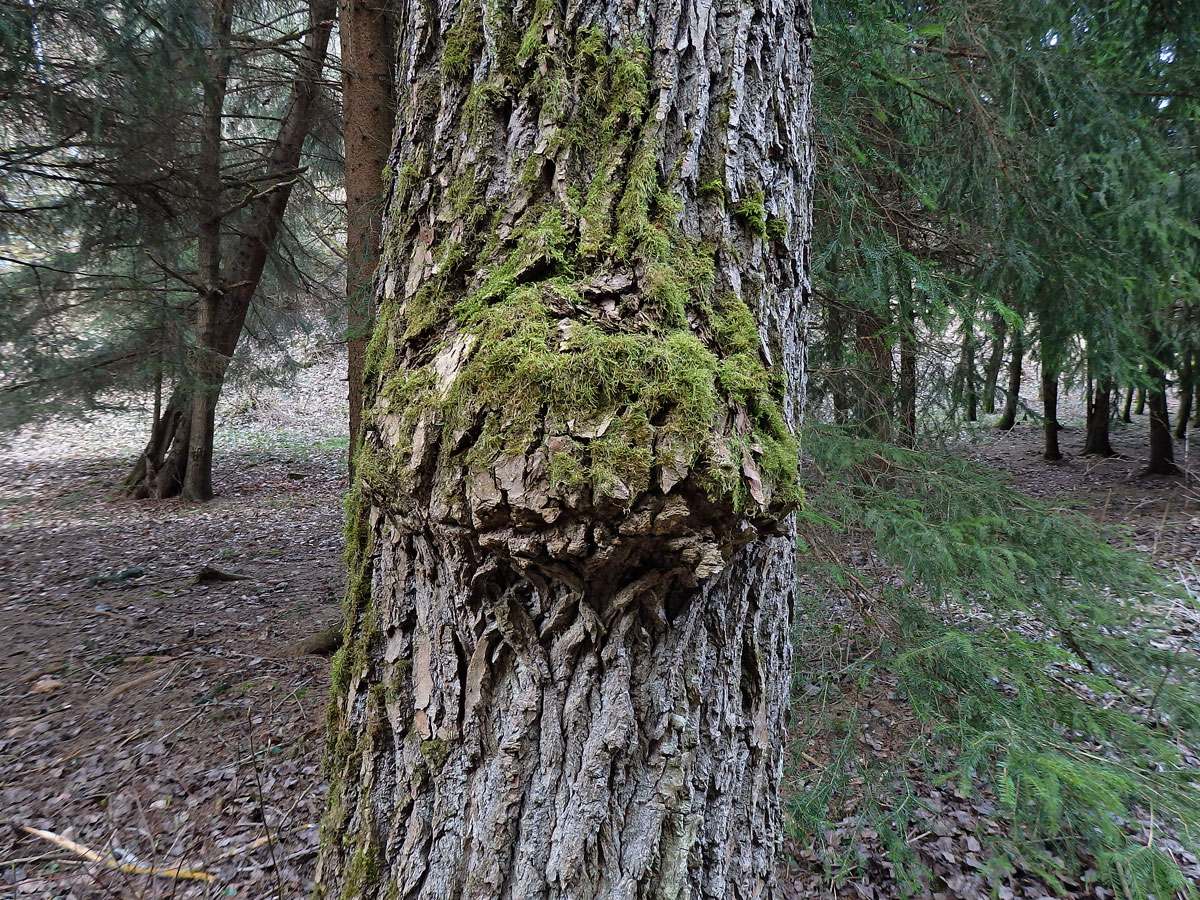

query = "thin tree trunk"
[
  {"left": 898, "top": 296, "right": 917, "bottom": 448},
  {"left": 998, "top": 331, "right": 1023, "bottom": 431},
  {"left": 854, "top": 307, "right": 892, "bottom": 440},
  {"left": 316, "top": 3, "right": 815, "bottom": 898},
  {"left": 826, "top": 299, "right": 852, "bottom": 425},
  {"left": 981, "top": 312, "right": 1006, "bottom": 414},
  {"left": 182, "top": 0, "right": 234, "bottom": 501},
  {"left": 1146, "top": 344, "right": 1179, "bottom": 475},
  {"left": 1083, "top": 376, "right": 1115, "bottom": 457},
  {"left": 1122, "top": 383, "right": 1134, "bottom": 423},
  {"left": 342, "top": 0, "right": 393, "bottom": 477},
  {"left": 1043, "top": 368, "right": 1063, "bottom": 461},
  {"left": 822, "top": 252, "right": 850, "bottom": 426},
  {"left": 1136, "top": 385, "right": 1146, "bottom": 415},
  {"left": 124, "top": 0, "right": 336, "bottom": 499},
  {"left": 960, "top": 319, "right": 977, "bottom": 423},
  {"left": 1176, "top": 354, "right": 1193, "bottom": 441}
]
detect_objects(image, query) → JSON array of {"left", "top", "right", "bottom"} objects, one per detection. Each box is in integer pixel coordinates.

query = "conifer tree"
[{"left": 0, "top": 0, "right": 341, "bottom": 499}]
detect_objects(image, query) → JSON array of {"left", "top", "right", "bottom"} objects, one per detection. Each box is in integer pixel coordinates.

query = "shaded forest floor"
[
  {"left": 785, "top": 409, "right": 1200, "bottom": 900},
  {"left": 1, "top": 360, "right": 348, "bottom": 900},
  {"left": 2, "top": 366, "right": 1197, "bottom": 899}
]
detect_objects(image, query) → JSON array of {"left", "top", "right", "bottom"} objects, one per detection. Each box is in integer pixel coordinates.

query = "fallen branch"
[{"left": 19, "top": 826, "right": 214, "bottom": 883}]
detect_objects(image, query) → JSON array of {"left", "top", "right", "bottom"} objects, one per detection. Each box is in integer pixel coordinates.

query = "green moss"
[
  {"left": 516, "top": 0, "right": 555, "bottom": 65},
  {"left": 442, "top": 1, "right": 483, "bottom": 82},
  {"left": 420, "top": 738, "right": 452, "bottom": 771},
  {"left": 440, "top": 291, "right": 731, "bottom": 499},
  {"left": 733, "top": 189, "right": 767, "bottom": 237},
  {"left": 706, "top": 292, "right": 761, "bottom": 356},
  {"left": 344, "top": 839, "right": 380, "bottom": 896},
  {"left": 697, "top": 178, "right": 727, "bottom": 201},
  {"left": 590, "top": 414, "right": 655, "bottom": 496},
  {"left": 362, "top": 301, "right": 396, "bottom": 385},
  {"left": 766, "top": 216, "right": 788, "bottom": 241},
  {"left": 548, "top": 447, "right": 587, "bottom": 490},
  {"left": 352, "top": 22, "right": 800, "bottom": 518}
]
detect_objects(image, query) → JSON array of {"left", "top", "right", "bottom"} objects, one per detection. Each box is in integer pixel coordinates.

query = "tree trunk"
[
  {"left": 1136, "top": 385, "right": 1146, "bottom": 415},
  {"left": 316, "top": 3, "right": 815, "bottom": 899},
  {"left": 1176, "top": 354, "right": 1193, "bottom": 441},
  {"left": 1083, "top": 376, "right": 1115, "bottom": 457},
  {"left": 959, "top": 319, "right": 977, "bottom": 423},
  {"left": 825, "top": 298, "right": 852, "bottom": 425},
  {"left": 898, "top": 296, "right": 917, "bottom": 448},
  {"left": 981, "top": 312, "right": 1006, "bottom": 414},
  {"left": 853, "top": 307, "right": 892, "bottom": 440},
  {"left": 181, "top": 0, "right": 234, "bottom": 501},
  {"left": 343, "top": 0, "right": 393, "bottom": 477},
  {"left": 1043, "top": 369, "right": 1062, "bottom": 461},
  {"left": 997, "top": 331, "right": 1023, "bottom": 431},
  {"left": 1146, "top": 349, "right": 1179, "bottom": 475},
  {"left": 123, "top": 0, "right": 337, "bottom": 499},
  {"left": 1121, "top": 383, "right": 1134, "bottom": 423}
]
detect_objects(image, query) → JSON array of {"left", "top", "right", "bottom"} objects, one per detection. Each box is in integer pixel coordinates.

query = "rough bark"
[
  {"left": 1083, "top": 376, "right": 1115, "bottom": 457},
  {"left": 1042, "top": 369, "right": 1062, "bottom": 461},
  {"left": 316, "top": 2, "right": 814, "bottom": 899},
  {"left": 343, "top": 0, "right": 394, "bottom": 477},
  {"left": 997, "top": 331, "right": 1023, "bottom": 431},
  {"left": 123, "top": 0, "right": 337, "bottom": 499}
]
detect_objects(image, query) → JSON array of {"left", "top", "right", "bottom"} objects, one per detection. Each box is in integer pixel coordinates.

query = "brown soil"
[{"left": 1, "top": 362, "right": 347, "bottom": 900}]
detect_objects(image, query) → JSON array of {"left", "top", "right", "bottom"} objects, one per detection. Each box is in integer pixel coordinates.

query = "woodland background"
[{"left": 2, "top": 1, "right": 1199, "bottom": 898}]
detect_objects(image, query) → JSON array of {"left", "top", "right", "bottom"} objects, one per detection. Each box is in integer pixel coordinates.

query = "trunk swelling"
[{"left": 316, "top": 2, "right": 815, "bottom": 898}]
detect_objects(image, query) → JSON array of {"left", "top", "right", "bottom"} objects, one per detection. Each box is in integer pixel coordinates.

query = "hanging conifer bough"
[{"left": 317, "top": 1, "right": 814, "bottom": 897}]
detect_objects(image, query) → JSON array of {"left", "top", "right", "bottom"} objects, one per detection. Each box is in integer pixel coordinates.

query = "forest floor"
[
  {"left": 2, "top": 363, "right": 1197, "bottom": 900},
  {"left": 784, "top": 403, "right": 1200, "bottom": 900}
]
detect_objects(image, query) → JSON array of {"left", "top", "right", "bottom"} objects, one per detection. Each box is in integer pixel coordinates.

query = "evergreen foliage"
[
  {"left": 809, "top": 0, "right": 1200, "bottom": 450},
  {"left": 792, "top": 427, "right": 1200, "bottom": 898},
  {"left": 0, "top": 0, "right": 344, "bottom": 432}
]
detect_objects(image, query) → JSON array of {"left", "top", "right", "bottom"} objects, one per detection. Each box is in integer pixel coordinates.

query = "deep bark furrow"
[{"left": 319, "top": 1, "right": 813, "bottom": 898}]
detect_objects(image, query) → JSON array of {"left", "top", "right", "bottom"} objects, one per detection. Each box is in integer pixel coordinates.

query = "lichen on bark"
[{"left": 319, "top": 0, "right": 814, "bottom": 897}]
